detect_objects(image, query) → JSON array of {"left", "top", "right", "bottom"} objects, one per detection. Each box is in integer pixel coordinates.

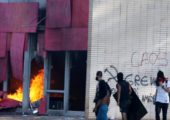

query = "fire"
[
  {"left": 7, "top": 69, "right": 44, "bottom": 103},
  {"left": 30, "top": 69, "right": 44, "bottom": 102}
]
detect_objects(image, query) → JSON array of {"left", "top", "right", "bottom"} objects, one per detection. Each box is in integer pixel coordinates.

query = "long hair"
[
  {"left": 96, "top": 71, "right": 102, "bottom": 80},
  {"left": 156, "top": 70, "right": 166, "bottom": 86}
]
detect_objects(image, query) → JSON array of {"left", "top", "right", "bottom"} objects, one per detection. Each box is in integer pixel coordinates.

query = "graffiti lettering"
[
  {"left": 104, "top": 65, "right": 159, "bottom": 104},
  {"left": 131, "top": 51, "right": 168, "bottom": 67},
  {"left": 104, "top": 65, "right": 157, "bottom": 102},
  {"left": 142, "top": 94, "right": 155, "bottom": 103},
  {"left": 105, "top": 65, "right": 155, "bottom": 87}
]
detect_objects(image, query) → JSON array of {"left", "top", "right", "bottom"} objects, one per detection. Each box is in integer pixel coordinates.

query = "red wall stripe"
[
  {"left": 46, "top": 0, "right": 71, "bottom": 28},
  {"left": 45, "top": 29, "right": 63, "bottom": 51},
  {"left": 62, "top": 28, "right": 87, "bottom": 50},
  {"left": 71, "top": 0, "right": 89, "bottom": 27},
  {"left": 45, "top": 28, "right": 87, "bottom": 51},
  {"left": 0, "top": 58, "right": 7, "bottom": 82},
  {"left": 0, "top": 33, "right": 7, "bottom": 58},
  {"left": 10, "top": 33, "right": 25, "bottom": 81},
  {"left": 0, "top": 3, "right": 39, "bottom": 33}
]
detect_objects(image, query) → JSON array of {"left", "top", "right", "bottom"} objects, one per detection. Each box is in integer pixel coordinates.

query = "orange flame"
[{"left": 7, "top": 69, "right": 44, "bottom": 103}]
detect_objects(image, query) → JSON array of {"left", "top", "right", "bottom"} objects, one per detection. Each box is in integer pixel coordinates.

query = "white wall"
[{"left": 86, "top": 0, "right": 170, "bottom": 119}]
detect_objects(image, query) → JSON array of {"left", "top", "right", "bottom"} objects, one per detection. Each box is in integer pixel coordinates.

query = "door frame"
[{"left": 44, "top": 51, "right": 85, "bottom": 116}]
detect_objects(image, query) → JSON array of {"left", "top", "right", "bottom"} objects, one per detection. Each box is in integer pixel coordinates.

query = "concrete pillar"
[
  {"left": 64, "top": 51, "right": 70, "bottom": 114},
  {"left": 44, "top": 53, "right": 51, "bottom": 111},
  {"left": 3, "top": 80, "right": 7, "bottom": 94},
  {"left": 22, "top": 34, "right": 35, "bottom": 114},
  {"left": 44, "top": 54, "right": 51, "bottom": 97},
  {"left": 3, "top": 60, "right": 8, "bottom": 94}
]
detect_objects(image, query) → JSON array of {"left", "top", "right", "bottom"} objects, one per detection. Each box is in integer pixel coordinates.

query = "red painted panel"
[
  {"left": 0, "top": 33, "right": 7, "bottom": 58},
  {"left": 45, "top": 28, "right": 87, "bottom": 51},
  {"left": 0, "top": 58, "right": 7, "bottom": 82},
  {"left": 0, "top": 91, "right": 7, "bottom": 97},
  {"left": 0, "top": 98, "right": 20, "bottom": 109},
  {"left": 24, "top": 35, "right": 28, "bottom": 51},
  {"left": 0, "top": 3, "right": 39, "bottom": 32},
  {"left": 63, "top": 28, "right": 88, "bottom": 50},
  {"left": 6, "top": 33, "right": 12, "bottom": 52},
  {"left": 45, "top": 29, "right": 63, "bottom": 51},
  {"left": 38, "top": 97, "right": 47, "bottom": 115},
  {"left": 71, "top": 0, "right": 89, "bottom": 27},
  {"left": 10, "top": 33, "right": 25, "bottom": 81},
  {"left": 46, "top": 0, "right": 71, "bottom": 28}
]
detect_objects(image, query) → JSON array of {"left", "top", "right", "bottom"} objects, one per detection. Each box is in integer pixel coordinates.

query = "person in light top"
[{"left": 155, "top": 71, "right": 170, "bottom": 120}]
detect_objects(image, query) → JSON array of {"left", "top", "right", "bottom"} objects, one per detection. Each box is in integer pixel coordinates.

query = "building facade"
[
  {"left": 86, "top": 0, "right": 170, "bottom": 119},
  {"left": 0, "top": 0, "right": 170, "bottom": 120},
  {"left": 0, "top": 0, "right": 88, "bottom": 117}
]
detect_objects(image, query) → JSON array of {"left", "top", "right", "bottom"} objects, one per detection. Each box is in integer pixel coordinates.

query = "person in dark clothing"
[
  {"left": 93, "top": 71, "right": 111, "bottom": 120},
  {"left": 117, "top": 72, "right": 132, "bottom": 120}
]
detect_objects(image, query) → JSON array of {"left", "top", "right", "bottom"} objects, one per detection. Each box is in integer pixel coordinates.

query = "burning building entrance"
[
  {"left": 7, "top": 68, "right": 44, "bottom": 105},
  {"left": 0, "top": 51, "right": 87, "bottom": 116},
  {"left": 0, "top": 0, "right": 88, "bottom": 117},
  {"left": 0, "top": 56, "right": 44, "bottom": 114}
]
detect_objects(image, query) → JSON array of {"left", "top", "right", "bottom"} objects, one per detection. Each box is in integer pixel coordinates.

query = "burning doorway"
[{"left": 6, "top": 56, "right": 44, "bottom": 112}]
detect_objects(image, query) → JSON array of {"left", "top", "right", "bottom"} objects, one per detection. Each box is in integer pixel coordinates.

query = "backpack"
[
  {"left": 105, "top": 81, "right": 112, "bottom": 96},
  {"left": 94, "top": 80, "right": 111, "bottom": 103}
]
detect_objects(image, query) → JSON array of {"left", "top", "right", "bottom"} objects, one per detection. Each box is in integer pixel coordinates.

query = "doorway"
[
  {"left": 69, "top": 51, "right": 86, "bottom": 111},
  {"left": 46, "top": 51, "right": 87, "bottom": 115}
]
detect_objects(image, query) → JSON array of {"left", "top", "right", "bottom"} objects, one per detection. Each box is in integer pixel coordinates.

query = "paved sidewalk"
[
  {"left": 0, "top": 115, "right": 85, "bottom": 120},
  {"left": 0, "top": 115, "right": 165, "bottom": 120}
]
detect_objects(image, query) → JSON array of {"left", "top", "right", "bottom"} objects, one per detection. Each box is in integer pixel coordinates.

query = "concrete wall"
[{"left": 86, "top": 0, "right": 170, "bottom": 119}]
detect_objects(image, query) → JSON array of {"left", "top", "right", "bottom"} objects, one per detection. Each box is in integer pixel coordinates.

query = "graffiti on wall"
[
  {"left": 104, "top": 65, "right": 155, "bottom": 103},
  {"left": 131, "top": 51, "right": 168, "bottom": 67},
  {"left": 102, "top": 51, "right": 169, "bottom": 103},
  {"left": 142, "top": 94, "right": 155, "bottom": 103}
]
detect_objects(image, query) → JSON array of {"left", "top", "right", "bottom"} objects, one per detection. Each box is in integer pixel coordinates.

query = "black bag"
[{"left": 113, "top": 87, "right": 147, "bottom": 120}]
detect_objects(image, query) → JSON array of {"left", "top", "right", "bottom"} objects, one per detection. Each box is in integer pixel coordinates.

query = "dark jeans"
[{"left": 155, "top": 102, "right": 168, "bottom": 120}]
